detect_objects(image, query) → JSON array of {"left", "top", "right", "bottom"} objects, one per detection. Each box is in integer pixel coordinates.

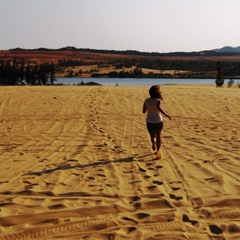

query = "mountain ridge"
[
  {"left": 6, "top": 45, "right": 240, "bottom": 55},
  {"left": 2, "top": 46, "right": 240, "bottom": 66},
  {"left": 211, "top": 46, "right": 240, "bottom": 53}
]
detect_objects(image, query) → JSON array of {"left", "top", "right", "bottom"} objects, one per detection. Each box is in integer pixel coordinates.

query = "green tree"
[
  {"left": 215, "top": 61, "right": 224, "bottom": 87},
  {"left": 49, "top": 63, "right": 56, "bottom": 85},
  {"left": 133, "top": 67, "right": 143, "bottom": 77}
]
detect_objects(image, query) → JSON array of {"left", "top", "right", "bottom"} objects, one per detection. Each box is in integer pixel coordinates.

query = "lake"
[{"left": 56, "top": 78, "right": 216, "bottom": 86}]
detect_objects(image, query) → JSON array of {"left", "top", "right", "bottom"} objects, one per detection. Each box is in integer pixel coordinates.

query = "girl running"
[{"left": 142, "top": 85, "right": 171, "bottom": 159}]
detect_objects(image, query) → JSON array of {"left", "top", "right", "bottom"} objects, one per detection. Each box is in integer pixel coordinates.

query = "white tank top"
[{"left": 144, "top": 98, "right": 163, "bottom": 123}]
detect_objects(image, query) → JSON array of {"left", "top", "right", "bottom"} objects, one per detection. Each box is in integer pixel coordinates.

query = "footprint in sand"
[
  {"left": 127, "top": 196, "right": 141, "bottom": 203},
  {"left": 138, "top": 167, "right": 146, "bottom": 173},
  {"left": 119, "top": 227, "right": 137, "bottom": 234},
  {"left": 170, "top": 193, "right": 183, "bottom": 201},
  {"left": 147, "top": 185, "right": 157, "bottom": 190},
  {"left": 209, "top": 224, "right": 223, "bottom": 234},
  {"left": 122, "top": 216, "right": 138, "bottom": 224},
  {"left": 86, "top": 176, "right": 95, "bottom": 180},
  {"left": 122, "top": 212, "right": 150, "bottom": 224},
  {"left": 153, "top": 180, "right": 163, "bottom": 185},
  {"left": 182, "top": 214, "right": 199, "bottom": 226},
  {"left": 169, "top": 181, "right": 183, "bottom": 191}
]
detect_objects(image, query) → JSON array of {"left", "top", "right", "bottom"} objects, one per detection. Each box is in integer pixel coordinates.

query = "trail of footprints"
[{"left": 87, "top": 91, "right": 126, "bottom": 156}]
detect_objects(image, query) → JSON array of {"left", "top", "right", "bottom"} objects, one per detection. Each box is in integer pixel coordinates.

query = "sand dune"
[{"left": 0, "top": 84, "right": 239, "bottom": 239}]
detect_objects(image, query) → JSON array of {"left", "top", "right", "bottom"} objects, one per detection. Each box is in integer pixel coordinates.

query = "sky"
[{"left": 0, "top": 0, "right": 239, "bottom": 53}]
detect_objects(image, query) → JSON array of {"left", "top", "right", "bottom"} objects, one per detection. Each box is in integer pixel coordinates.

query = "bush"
[
  {"left": 227, "top": 79, "right": 234, "bottom": 88},
  {"left": 215, "top": 78, "right": 224, "bottom": 87}
]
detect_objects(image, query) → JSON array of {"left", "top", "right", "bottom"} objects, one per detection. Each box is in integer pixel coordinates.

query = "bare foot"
[
  {"left": 152, "top": 143, "right": 156, "bottom": 151},
  {"left": 156, "top": 151, "right": 161, "bottom": 159}
]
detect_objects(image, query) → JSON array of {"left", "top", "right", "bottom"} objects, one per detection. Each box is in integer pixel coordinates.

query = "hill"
[
  {"left": 212, "top": 46, "right": 240, "bottom": 53},
  {"left": 1, "top": 46, "right": 240, "bottom": 65}
]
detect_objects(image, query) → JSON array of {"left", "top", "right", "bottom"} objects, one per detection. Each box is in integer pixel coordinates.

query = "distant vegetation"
[
  {"left": 215, "top": 61, "right": 224, "bottom": 87},
  {"left": 0, "top": 59, "right": 55, "bottom": 85},
  {"left": 1, "top": 47, "right": 240, "bottom": 85}
]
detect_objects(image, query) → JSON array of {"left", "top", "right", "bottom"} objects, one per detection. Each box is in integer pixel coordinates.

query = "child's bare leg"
[
  {"left": 156, "top": 134, "right": 161, "bottom": 151},
  {"left": 150, "top": 132, "right": 156, "bottom": 151},
  {"left": 156, "top": 130, "right": 162, "bottom": 159}
]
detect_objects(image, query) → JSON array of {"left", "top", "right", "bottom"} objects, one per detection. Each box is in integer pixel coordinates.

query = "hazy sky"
[{"left": 0, "top": 0, "right": 239, "bottom": 52}]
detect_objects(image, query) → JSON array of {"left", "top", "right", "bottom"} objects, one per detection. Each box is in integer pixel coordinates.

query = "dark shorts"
[{"left": 146, "top": 122, "right": 163, "bottom": 134}]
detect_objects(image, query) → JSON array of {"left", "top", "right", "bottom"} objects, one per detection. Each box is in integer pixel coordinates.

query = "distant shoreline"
[{"left": 1, "top": 48, "right": 240, "bottom": 83}]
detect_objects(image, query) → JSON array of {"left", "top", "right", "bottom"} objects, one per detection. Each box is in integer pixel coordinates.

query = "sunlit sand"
[{"left": 0, "top": 84, "right": 239, "bottom": 239}]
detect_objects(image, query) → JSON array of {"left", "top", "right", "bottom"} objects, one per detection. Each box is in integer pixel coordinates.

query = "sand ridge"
[{"left": 0, "top": 85, "right": 239, "bottom": 239}]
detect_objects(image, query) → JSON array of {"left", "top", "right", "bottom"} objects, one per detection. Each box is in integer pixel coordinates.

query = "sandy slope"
[{"left": 0, "top": 84, "right": 239, "bottom": 239}]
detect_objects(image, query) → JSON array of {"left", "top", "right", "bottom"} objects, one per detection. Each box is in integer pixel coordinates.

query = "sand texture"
[{"left": 0, "top": 85, "right": 239, "bottom": 239}]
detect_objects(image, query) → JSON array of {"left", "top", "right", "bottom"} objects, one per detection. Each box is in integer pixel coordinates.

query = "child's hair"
[{"left": 149, "top": 85, "right": 163, "bottom": 100}]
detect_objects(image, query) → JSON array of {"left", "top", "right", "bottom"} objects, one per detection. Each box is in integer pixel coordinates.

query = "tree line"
[
  {"left": 1, "top": 57, "right": 240, "bottom": 85},
  {"left": 58, "top": 57, "right": 240, "bottom": 76},
  {"left": 0, "top": 59, "right": 56, "bottom": 85}
]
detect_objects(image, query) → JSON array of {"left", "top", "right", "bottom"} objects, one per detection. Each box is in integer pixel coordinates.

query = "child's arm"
[
  {"left": 157, "top": 100, "right": 171, "bottom": 120},
  {"left": 159, "top": 107, "right": 171, "bottom": 120},
  {"left": 142, "top": 103, "right": 147, "bottom": 114}
]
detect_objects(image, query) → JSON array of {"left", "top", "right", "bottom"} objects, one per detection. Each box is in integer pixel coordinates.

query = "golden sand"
[{"left": 0, "top": 84, "right": 239, "bottom": 239}]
